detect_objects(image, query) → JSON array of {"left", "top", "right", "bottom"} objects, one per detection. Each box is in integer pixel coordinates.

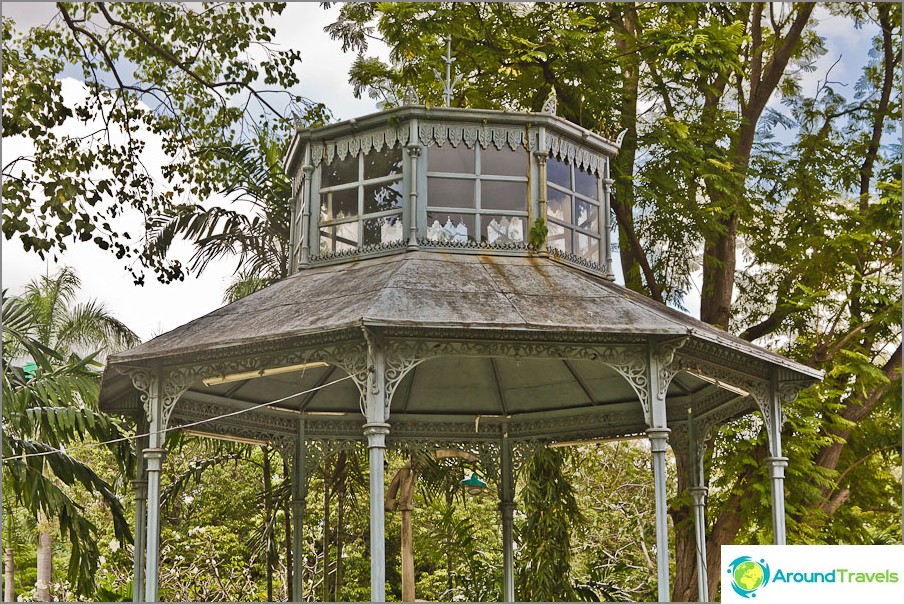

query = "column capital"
[
  {"left": 142, "top": 448, "right": 167, "bottom": 471},
  {"left": 363, "top": 422, "right": 390, "bottom": 448},
  {"left": 646, "top": 427, "right": 671, "bottom": 452},
  {"left": 301, "top": 163, "right": 315, "bottom": 176},
  {"left": 688, "top": 485, "right": 708, "bottom": 504},
  {"left": 406, "top": 144, "right": 422, "bottom": 157},
  {"left": 131, "top": 479, "right": 148, "bottom": 498},
  {"left": 765, "top": 456, "right": 789, "bottom": 478}
]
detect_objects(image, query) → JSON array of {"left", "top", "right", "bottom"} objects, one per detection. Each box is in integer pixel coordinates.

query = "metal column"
[
  {"left": 647, "top": 342, "right": 673, "bottom": 602},
  {"left": 364, "top": 423, "right": 389, "bottom": 602},
  {"left": 766, "top": 371, "right": 788, "bottom": 545},
  {"left": 143, "top": 447, "right": 166, "bottom": 602},
  {"left": 131, "top": 418, "right": 149, "bottom": 603},
  {"left": 647, "top": 427, "right": 671, "bottom": 603},
  {"left": 142, "top": 373, "right": 166, "bottom": 603},
  {"left": 500, "top": 433, "right": 515, "bottom": 602},
  {"left": 687, "top": 410, "right": 708, "bottom": 602},
  {"left": 292, "top": 419, "right": 307, "bottom": 602},
  {"left": 363, "top": 330, "right": 389, "bottom": 602}
]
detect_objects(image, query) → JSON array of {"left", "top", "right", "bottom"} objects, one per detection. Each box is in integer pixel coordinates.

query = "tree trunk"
[
  {"left": 608, "top": 4, "right": 646, "bottom": 297},
  {"left": 445, "top": 492, "right": 454, "bottom": 594},
  {"left": 36, "top": 522, "right": 52, "bottom": 602},
  {"left": 700, "top": 3, "right": 815, "bottom": 330},
  {"left": 670, "top": 443, "right": 698, "bottom": 602},
  {"left": 699, "top": 215, "right": 738, "bottom": 330},
  {"left": 4, "top": 547, "right": 15, "bottom": 602}
]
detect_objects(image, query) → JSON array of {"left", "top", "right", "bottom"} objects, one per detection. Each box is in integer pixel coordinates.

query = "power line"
[{"left": 8, "top": 374, "right": 355, "bottom": 460}]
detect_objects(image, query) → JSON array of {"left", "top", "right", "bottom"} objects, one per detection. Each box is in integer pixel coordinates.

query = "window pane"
[
  {"left": 426, "top": 213, "right": 475, "bottom": 243},
  {"left": 327, "top": 187, "right": 358, "bottom": 220},
  {"left": 547, "top": 188, "right": 571, "bottom": 223},
  {"left": 428, "top": 145, "right": 476, "bottom": 173},
  {"left": 547, "top": 155, "right": 570, "bottom": 188},
  {"left": 320, "top": 223, "right": 359, "bottom": 253},
  {"left": 547, "top": 221, "right": 572, "bottom": 253},
  {"left": 482, "top": 147, "right": 527, "bottom": 176},
  {"left": 319, "top": 194, "right": 329, "bottom": 223},
  {"left": 364, "top": 179, "right": 403, "bottom": 214},
  {"left": 334, "top": 222, "right": 358, "bottom": 251},
  {"left": 576, "top": 233, "right": 600, "bottom": 263},
  {"left": 321, "top": 154, "right": 358, "bottom": 188},
  {"left": 364, "top": 146, "right": 403, "bottom": 180},
  {"left": 574, "top": 167, "right": 598, "bottom": 199},
  {"left": 484, "top": 216, "right": 524, "bottom": 245},
  {"left": 427, "top": 177, "right": 475, "bottom": 208},
  {"left": 575, "top": 199, "right": 599, "bottom": 232},
  {"left": 363, "top": 214, "right": 403, "bottom": 246},
  {"left": 481, "top": 181, "right": 527, "bottom": 212}
]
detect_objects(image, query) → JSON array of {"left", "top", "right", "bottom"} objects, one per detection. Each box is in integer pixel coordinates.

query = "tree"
[
  {"left": 328, "top": 3, "right": 901, "bottom": 600},
  {"left": 1, "top": 284, "right": 137, "bottom": 596},
  {"left": 669, "top": 3, "right": 901, "bottom": 598},
  {"left": 2, "top": 2, "right": 325, "bottom": 284},
  {"left": 517, "top": 447, "right": 582, "bottom": 602},
  {"left": 148, "top": 126, "right": 296, "bottom": 302}
]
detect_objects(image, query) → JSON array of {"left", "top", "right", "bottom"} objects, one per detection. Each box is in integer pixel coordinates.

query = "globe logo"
[{"left": 727, "top": 556, "right": 771, "bottom": 598}]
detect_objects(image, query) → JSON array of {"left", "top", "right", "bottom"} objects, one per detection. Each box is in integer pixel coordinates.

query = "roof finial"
[
  {"left": 542, "top": 88, "right": 557, "bottom": 115},
  {"left": 432, "top": 35, "right": 462, "bottom": 107}
]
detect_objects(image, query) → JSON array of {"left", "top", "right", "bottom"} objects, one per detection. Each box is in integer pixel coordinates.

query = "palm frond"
[
  {"left": 1, "top": 437, "right": 132, "bottom": 594},
  {"left": 56, "top": 299, "right": 141, "bottom": 354}
]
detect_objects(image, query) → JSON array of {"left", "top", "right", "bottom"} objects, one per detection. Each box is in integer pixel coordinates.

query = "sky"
[
  {"left": 1, "top": 3, "right": 391, "bottom": 341},
  {"left": 0, "top": 3, "right": 880, "bottom": 342}
]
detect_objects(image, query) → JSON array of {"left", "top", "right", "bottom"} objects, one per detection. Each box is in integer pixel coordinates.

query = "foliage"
[
  {"left": 148, "top": 126, "right": 295, "bottom": 302},
  {"left": 517, "top": 447, "right": 582, "bottom": 602},
  {"left": 1, "top": 2, "right": 327, "bottom": 284},
  {"left": 1, "top": 293, "right": 134, "bottom": 595}
]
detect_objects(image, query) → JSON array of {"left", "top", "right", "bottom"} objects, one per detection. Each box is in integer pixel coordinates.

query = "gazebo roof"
[
  {"left": 105, "top": 251, "right": 818, "bottom": 377},
  {"left": 100, "top": 252, "right": 820, "bottom": 445}
]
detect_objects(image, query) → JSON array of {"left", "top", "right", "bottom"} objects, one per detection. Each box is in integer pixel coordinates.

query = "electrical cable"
[{"left": 8, "top": 374, "right": 354, "bottom": 460}]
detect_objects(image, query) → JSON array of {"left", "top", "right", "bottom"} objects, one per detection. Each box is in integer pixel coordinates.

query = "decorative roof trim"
[
  {"left": 309, "top": 239, "right": 408, "bottom": 263},
  {"left": 417, "top": 122, "right": 537, "bottom": 151},
  {"left": 546, "top": 133, "right": 607, "bottom": 175},
  {"left": 310, "top": 126, "right": 410, "bottom": 167},
  {"left": 548, "top": 247, "right": 605, "bottom": 273},
  {"left": 417, "top": 237, "right": 534, "bottom": 253}
]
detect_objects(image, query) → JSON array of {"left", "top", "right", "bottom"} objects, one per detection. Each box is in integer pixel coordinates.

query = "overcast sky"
[
  {"left": 1, "top": 3, "right": 391, "bottom": 341},
  {"left": 1, "top": 3, "right": 877, "bottom": 342}
]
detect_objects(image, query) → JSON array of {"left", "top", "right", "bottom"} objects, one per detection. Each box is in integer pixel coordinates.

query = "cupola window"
[
  {"left": 546, "top": 154, "right": 602, "bottom": 265},
  {"left": 425, "top": 144, "right": 529, "bottom": 245},
  {"left": 318, "top": 146, "right": 404, "bottom": 254}
]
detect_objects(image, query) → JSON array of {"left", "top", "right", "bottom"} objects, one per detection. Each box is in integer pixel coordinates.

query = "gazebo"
[{"left": 98, "top": 103, "right": 821, "bottom": 603}]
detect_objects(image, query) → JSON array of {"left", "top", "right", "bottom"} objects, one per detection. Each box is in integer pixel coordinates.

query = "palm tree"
[
  {"left": 150, "top": 127, "right": 294, "bottom": 301},
  {"left": 2, "top": 267, "right": 140, "bottom": 599}
]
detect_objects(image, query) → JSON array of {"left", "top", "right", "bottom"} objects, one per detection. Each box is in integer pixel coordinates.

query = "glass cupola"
[{"left": 284, "top": 105, "right": 619, "bottom": 277}]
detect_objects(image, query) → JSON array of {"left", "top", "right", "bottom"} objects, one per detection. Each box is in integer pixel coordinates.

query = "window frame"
[
  {"left": 425, "top": 144, "right": 530, "bottom": 245},
  {"left": 546, "top": 154, "right": 604, "bottom": 266},
  {"left": 317, "top": 146, "right": 404, "bottom": 254}
]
